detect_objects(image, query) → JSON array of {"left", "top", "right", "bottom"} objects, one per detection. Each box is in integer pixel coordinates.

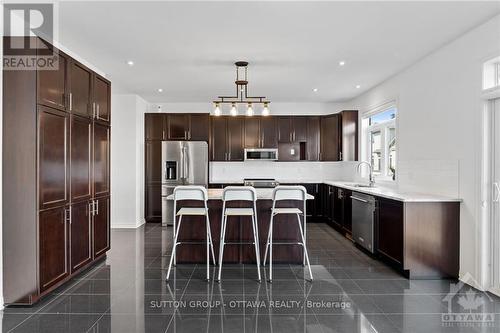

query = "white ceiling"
[{"left": 58, "top": 1, "right": 500, "bottom": 103}]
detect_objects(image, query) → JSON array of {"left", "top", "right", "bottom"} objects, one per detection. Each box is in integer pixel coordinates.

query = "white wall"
[
  {"left": 348, "top": 14, "right": 500, "bottom": 288},
  {"left": 110, "top": 94, "right": 147, "bottom": 228}
]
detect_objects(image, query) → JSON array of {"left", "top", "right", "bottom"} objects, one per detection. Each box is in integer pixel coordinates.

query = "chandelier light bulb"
[
  {"left": 246, "top": 103, "right": 254, "bottom": 116},
  {"left": 230, "top": 103, "right": 238, "bottom": 116},
  {"left": 214, "top": 103, "right": 221, "bottom": 116},
  {"left": 262, "top": 103, "right": 270, "bottom": 116}
]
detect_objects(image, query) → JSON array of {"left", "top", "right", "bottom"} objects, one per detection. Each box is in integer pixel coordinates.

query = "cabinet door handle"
[
  {"left": 65, "top": 207, "right": 71, "bottom": 224},
  {"left": 97, "top": 104, "right": 100, "bottom": 119},
  {"left": 339, "top": 151, "right": 343, "bottom": 161},
  {"left": 92, "top": 102, "right": 96, "bottom": 118},
  {"left": 96, "top": 200, "right": 100, "bottom": 215},
  {"left": 69, "top": 93, "right": 73, "bottom": 111},
  {"left": 89, "top": 202, "right": 94, "bottom": 216},
  {"left": 162, "top": 130, "right": 165, "bottom": 140}
]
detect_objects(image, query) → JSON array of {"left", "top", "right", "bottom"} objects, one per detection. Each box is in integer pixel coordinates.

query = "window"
[
  {"left": 483, "top": 56, "right": 500, "bottom": 90},
  {"left": 362, "top": 105, "right": 397, "bottom": 180}
]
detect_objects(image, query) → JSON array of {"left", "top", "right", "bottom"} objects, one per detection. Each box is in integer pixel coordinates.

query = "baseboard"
[{"left": 111, "top": 223, "right": 143, "bottom": 229}]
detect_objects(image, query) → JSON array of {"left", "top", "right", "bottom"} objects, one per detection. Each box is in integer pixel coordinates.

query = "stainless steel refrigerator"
[{"left": 161, "top": 141, "right": 208, "bottom": 226}]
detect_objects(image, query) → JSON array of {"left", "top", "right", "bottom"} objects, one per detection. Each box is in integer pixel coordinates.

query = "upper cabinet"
[
  {"left": 144, "top": 113, "right": 210, "bottom": 142},
  {"left": 209, "top": 117, "right": 244, "bottom": 161},
  {"left": 167, "top": 114, "right": 189, "bottom": 140},
  {"left": 189, "top": 114, "right": 210, "bottom": 141},
  {"left": 93, "top": 75, "right": 111, "bottom": 123},
  {"left": 278, "top": 117, "right": 307, "bottom": 143},
  {"left": 37, "top": 40, "right": 68, "bottom": 111},
  {"left": 260, "top": 117, "right": 278, "bottom": 148},
  {"left": 320, "top": 111, "right": 359, "bottom": 161},
  {"left": 320, "top": 114, "right": 341, "bottom": 161},
  {"left": 306, "top": 117, "right": 321, "bottom": 161},
  {"left": 69, "top": 61, "right": 92, "bottom": 118},
  {"left": 207, "top": 112, "right": 358, "bottom": 162},
  {"left": 340, "top": 110, "right": 359, "bottom": 161}
]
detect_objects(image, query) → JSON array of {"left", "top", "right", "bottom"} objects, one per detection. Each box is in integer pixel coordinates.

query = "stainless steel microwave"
[{"left": 244, "top": 148, "right": 278, "bottom": 161}]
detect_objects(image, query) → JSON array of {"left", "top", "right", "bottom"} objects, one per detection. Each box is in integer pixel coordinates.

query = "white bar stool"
[
  {"left": 166, "top": 185, "right": 216, "bottom": 281},
  {"left": 217, "top": 186, "right": 261, "bottom": 282},
  {"left": 263, "top": 185, "right": 313, "bottom": 282}
]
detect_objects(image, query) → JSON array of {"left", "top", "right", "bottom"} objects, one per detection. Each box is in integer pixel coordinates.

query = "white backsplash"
[
  {"left": 209, "top": 161, "right": 359, "bottom": 183},
  {"left": 396, "top": 159, "right": 460, "bottom": 197}
]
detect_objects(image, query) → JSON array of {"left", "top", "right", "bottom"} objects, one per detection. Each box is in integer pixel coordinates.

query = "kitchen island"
[{"left": 166, "top": 188, "right": 313, "bottom": 264}]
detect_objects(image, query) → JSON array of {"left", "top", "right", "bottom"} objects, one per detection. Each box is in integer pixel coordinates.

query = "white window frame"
[{"left": 361, "top": 101, "right": 398, "bottom": 182}]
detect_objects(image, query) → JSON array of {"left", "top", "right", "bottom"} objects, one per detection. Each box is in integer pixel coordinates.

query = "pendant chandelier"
[{"left": 213, "top": 61, "right": 270, "bottom": 116}]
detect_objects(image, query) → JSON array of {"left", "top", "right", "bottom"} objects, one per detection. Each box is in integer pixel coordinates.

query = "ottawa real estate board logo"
[
  {"left": 3, "top": 3, "right": 58, "bottom": 70},
  {"left": 441, "top": 273, "right": 495, "bottom": 329}
]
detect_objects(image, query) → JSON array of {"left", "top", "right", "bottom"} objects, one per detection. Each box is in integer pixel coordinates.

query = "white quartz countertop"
[
  {"left": 324, "top": 181, "right": 462, "bottom": 203},
  {"left": 167, "top": 188, "right": 314, "bottom": 201}
]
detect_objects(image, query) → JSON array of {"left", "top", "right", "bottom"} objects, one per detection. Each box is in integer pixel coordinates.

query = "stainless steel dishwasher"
[{"left": 351, "top": 192, "right": 377, "bottom": 253}]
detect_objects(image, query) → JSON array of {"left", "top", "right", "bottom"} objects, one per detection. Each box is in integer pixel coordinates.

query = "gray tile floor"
[{"left": 2, "top": 223, "right": 500, "bottom": 333}]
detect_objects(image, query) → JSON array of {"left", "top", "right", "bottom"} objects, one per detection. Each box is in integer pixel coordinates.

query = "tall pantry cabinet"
[{"left": 2, "top": 37, "right": 111, "bottom": 305}]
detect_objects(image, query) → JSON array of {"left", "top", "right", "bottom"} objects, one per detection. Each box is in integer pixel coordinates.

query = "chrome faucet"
[{"left": 356, "top": 161, "right": 375, "bottom": 187}]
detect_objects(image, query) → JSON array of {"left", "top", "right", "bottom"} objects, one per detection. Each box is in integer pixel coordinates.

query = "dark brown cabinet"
[
  {"left": 377, "top": 198, "right": 404, "bottom": 265},
  {"left": 93, "top": 123, "right": 110, "bottom": 197},
  {"left": 39, "top": 206, "right": 69, "bottom": 292},
  {"left": 145, "top": 185, "right": 162, "bottom": 221},
  {"left": 244, "top": 118, "right": 260, "bottom": 148},
  {"left": 320, "top": 114, "right": 341, "bottom": 161},
  {"left": 227, "top": 117, "right": 244, "bottom": 161},
  {"left": 209, "top": 117, "right": 244, "bottom": 161},
  {"left": 168, "top": 114, "right": 189, "bottom": 140},
  {"left": 93, "top": 75, "right": 110, "bottom": 123},
  {"left": 70, "top": 200, "right": 92, "bottom": 272},
  {"left": 189, "top": 114, "right": 209, "bottom": 141},
  {"left": 145, "top": 141, "right": 163, "bottom": 183},
  {"left": 278, "top": 117, "right": 293, "bottom": 143},
  {"left": 278, "top": 117, "right": 307, "bottom": 143},
  {"left": 3, "top": 36, "right": 112, "bottom": 305},
  {"left": 145, "top": 114, "right": 166, "bottom": 140},
  {"left": 260, "top": 117, "right": 278, "bottom": 148},
  {"left": 38, "top": 106, "right": 69, "bottom": 210},
  {"left": 70, "top": 115, "right": 92, "bottom": 203},
  {"left": 37, "top": 41, "right": 68, "bottom": 111},
  {"left": 332, "top": 187, "right": 352, "bottom": 235},
  {"left": 210, "top": 116, "right": 228, "bottom": 161},
  {"left": 306, "top": 117, "right": 320, "bottom": 161},
  {"left": 340, "top": 111, "right": 359, "bottom": 161},
  {"left": 69, "top": 61, "right": 92, "bottom": 118},
  {"left": 93, "top": 196, "right": 110, "bottom": 258}
]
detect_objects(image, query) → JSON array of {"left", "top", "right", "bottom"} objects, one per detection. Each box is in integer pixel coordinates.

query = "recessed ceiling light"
[
  {"left": 339, "top": 61, "right": 346, "bottom": 66},
  {"left": 356, "top": 85, "right": 361, "bottom": 89},
  {"left": 312, "top": 88, "right": 318, "bottom": 92},
  {"left": 127, "top": 60, "right": 134, "bottom": 66},
  {"left": 157, "top": 88, "right": 163, "bottom": 92}
]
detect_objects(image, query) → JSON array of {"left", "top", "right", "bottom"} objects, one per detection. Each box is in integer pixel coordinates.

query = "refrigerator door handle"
[{"left": 185, "top": 145, "right": 190, "bottom": 183}]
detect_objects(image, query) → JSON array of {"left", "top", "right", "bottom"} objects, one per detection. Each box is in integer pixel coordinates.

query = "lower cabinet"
[
  {"left": 145, "top": 184, "right": 162, "bottom": 222},
  {"left": 70, "top": 200, "right": 92, "bottom": 272},
  {"left": 377, "top": 198, "right": 404, "bottom": 265},
  {"left": 94, "top": 196, "right": 110, "bottom": 258},
  {"left": 39, "top": 206, "right": 70, "bottom": 292},
  {"left": 38, "top": 196, "right": 110, "bottom": 295}
]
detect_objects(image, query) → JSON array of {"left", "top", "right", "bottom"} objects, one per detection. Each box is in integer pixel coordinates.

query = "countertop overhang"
[{"left": 166, "top": 188, "right": 314, "bottom": 201}]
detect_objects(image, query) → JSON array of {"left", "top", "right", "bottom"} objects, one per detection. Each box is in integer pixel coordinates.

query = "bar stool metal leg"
[
  {"left": 206, "top": 213, "right": 210, "bottom": 281},
  {"left": 296, "top": 213, "right": 313, "bottom": 281},
  {"left": 166, "top": 215, "right": 183, "bottom": 281},
  {"left": 251, "top": 210, "right": 261, "bottom": 281},
  {"left": 268, "top": 213, "right": 274, "bottom": 282},
  {"left": 206, "top": 214, "right": 216, "bottom": 265},
  {"left": 217, "top": 212, "right": 227, "bottom": 282},
  {"left": 262, "top": 213, "right": 273, "bottom": 267}
]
